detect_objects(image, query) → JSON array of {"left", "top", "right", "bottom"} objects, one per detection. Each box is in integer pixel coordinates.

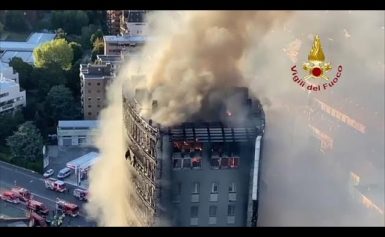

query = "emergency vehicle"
[
  {"left": 0, "top": 191, "right": 20, "bottom": 204},
  {"left": 44, "top": 178, "right": 66, "bottom": 192},
  {"left": 27, "top": 200, "right": 49, "bottom": 217},
  {"left": 56, "top": 198, "right": 79, "bottom": 217},
  {"left": 73, "top": 188, "right": 88, "bottom": 201}
]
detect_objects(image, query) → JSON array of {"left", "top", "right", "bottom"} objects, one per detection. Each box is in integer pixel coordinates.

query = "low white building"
[
  {"left": 57, "top": 120, "right": 99, "bottom": 146},
  {"left": 0, "top": 74, "right": 26, "bottom": 115}
]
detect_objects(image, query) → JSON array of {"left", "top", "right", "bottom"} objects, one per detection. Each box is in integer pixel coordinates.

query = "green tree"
[
  {"left": 31, "top": 65, "right": 66, "bottom": 101},
  {"left": 45, "top": 85, "right": 82, "bottom": 122},
  {"left": 9, "top": 57, "right": 34, "bottom": 90},
  {"left": 51, "top": 11, "right": 89, "bottom": 35},
  {"left": 0, "top": 111, "right": 25, "bottom": 145},
  {"left": 33, "top": 38, "right": 74, "bottom": 71},
  {"left": 6, "top": 121, "right": 43, "bottom": 162},
  {"left": 65, "top": 61, "right": 81, "bottom": 99},
  {"left": 55, "top": 28, "right": 67, "bottom": 40},
  {"left": 80, "top": 24, "right": 98, "bottom": 49},
  {"left": 69, "top": 42, "right": 83, "bottom": 63},
  {"left": 90, "top": 29, "right": 103, "bottom": 45},
  {"left": 4, "top": 11, "right": 28, "bottom": 32},
  {"left": 91, "top": 37, "right": 104, "bottom": 62}
]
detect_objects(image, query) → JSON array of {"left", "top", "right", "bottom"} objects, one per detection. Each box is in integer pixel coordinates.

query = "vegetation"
[
  {"left": 0, "top": 10, "right": 108, "bottom": 172},
  {"left": 45, "top": 85, "right": 82, "bottom": 123},
  {"left": 91, "top": 37, "right": 104, "bottom": 62},
  {"left": 6, "top": 121, "right": 44, "bottom": 173},
  {"left": 33, "top": 38, "right": 74, "bottom": 71},
  {"left": 4, "top": 10, "right": 28, "bottom": 32},
  {"left": 51, "top": 11, "right": 89, "bottom": 35}
]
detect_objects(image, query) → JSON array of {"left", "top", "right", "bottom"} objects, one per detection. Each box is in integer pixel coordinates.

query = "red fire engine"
[
  {"left": 44, "top": 178, "right": 66, "bottom": 192},
  {"left": 27, "top": 200, "right": 49, "bottom": 217},
  {"left": 0, "top": 191, "right": 20, "bottom": 204},
  {"left": 56, "top": 198, "right": 79, "bottom": 217},
  {"left": 29, "top": 211, "right": 48, "bottom": 227},
  {"left": 11, "top": 187, "right": 31, "bottom": 202}
]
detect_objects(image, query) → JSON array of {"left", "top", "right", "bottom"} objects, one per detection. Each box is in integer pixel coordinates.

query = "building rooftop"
[
  {"left": 103, "top": 35, "right": 146, "bottom": 44},
  {"left": 0, "top": 33, "right": 55, "bottom": 51},
  {"left": 58, "top": 120, "right": 99, "bottom": 129},
  {"left": 96, "top": 54, "right": 122, "bottom": 63},
  {"left": 1, "top": 51, "right": 34, "bottom": 64},
  {"left": 66, "top": 152, "right": 99, "bottom": 170},
  {"left": 126, "top": 87, "right": 265, "bottom": 134},
  {"left": 0, "top": 77, "right": 18, "bottom": 91}
]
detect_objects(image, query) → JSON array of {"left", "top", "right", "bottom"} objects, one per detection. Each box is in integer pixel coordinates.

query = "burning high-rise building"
[{"left": 122, "top": 86, "right": 265, "bottom": 226}]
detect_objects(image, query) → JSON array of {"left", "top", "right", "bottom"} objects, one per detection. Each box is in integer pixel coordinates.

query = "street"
[{"left": 0, "top": 160, "right": 96, "bottom": 226}]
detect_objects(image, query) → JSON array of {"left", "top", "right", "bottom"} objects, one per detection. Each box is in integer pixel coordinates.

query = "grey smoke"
[{"left": 86, "top": 11, "right": 384, "bottom": 226}]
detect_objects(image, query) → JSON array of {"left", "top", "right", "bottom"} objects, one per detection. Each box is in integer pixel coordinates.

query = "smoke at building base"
[{"left": 85, "top": 11, "right": 384, "bottom": 226}]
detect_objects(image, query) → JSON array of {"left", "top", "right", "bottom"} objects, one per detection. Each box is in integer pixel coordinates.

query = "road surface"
[{"left": 0, "top": 161, "right": 96, "bottom": 227}]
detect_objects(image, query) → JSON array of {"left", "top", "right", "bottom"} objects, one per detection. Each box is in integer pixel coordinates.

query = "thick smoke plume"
[{"left": 86, "top": 11, "right": 384, "bottom": 226}]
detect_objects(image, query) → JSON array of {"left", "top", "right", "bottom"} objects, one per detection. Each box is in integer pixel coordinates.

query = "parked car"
[
  {"left": 43, "top": 169, "right": 55, "bottom": 178},
  {"left": 57, "top": 168, "right": 72, "bottom": 179}
]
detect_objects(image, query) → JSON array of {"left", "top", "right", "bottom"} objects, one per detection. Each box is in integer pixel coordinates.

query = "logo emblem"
[
  {"left": 290, "top": 35, "right": 343, "bottom": 92},
  {"left": 303, "top": 35, "right": 332, "bottom": 80}
]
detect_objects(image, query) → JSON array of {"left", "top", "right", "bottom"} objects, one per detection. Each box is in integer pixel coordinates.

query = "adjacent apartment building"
[
  {"left": 0, "top": 73, "right": 26, "bottom": 115},
  {"left": 79, "top": 63, "right": 114, "bottom": 120},
  {"left": 123, "top": 87, "right": 265, "bottom": 226},
  {"left": 106, "top": 10, "right": 122, "bottom": 35},
  {"left": 120, "top": 10, "right": 148, "bottom": 36}
]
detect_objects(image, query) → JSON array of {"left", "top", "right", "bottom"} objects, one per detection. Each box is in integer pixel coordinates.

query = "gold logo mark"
[{"left": 303, "top": 35, "right": 332, "bottom": 80}]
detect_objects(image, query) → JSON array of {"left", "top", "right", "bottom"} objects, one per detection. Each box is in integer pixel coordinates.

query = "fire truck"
[
  {"left": 0, "top": 186, "right": 32, "bottom": 204},
  {"left": 73, "top": 188, "right": 88, "bottom": 201},
  {"left": 44, "top": 178, "right": 66, "bottom": 192},
  {"left": 0, "top": 191, "right": 20, "bottom": 204},
  {"left": 11, "top": 187, "right": 31, "bottom": 203},
  {"left": 29, "top": 211, "right": 49, "bottom": 227},
  {"left": 56, "top": 198, "right": 79, "bottom": 217},
  {"left": 27, "top": 200, "right": 49, "bottom": 217}
]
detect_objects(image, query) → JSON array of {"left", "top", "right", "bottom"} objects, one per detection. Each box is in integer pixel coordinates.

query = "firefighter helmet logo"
[
  {"left": 303, "top": 35, "right": 332, "bottom": 80},
  {"left": 290, "top": 34, "right": 343, "bottom": 92}
]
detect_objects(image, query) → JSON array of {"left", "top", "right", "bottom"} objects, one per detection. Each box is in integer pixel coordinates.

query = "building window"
[
  {"left": 88, "top": 82, "right": 91, "bottom": 86},
  {"left": 227, "top": 205, "right": 235, "bottom": 216},
  {"left": 228, "top": 183, "right": 237, "bottom": 202},
  {"left": 191, "top": 157, "right": 202, "bottom": 169},
  {"left": 211, "top": 158, "right": 220, "bottom": 169},
  {"left": 227, "top": 205, "right": 236, "bottom": 224},
  {"left": 190, "top": 206, "right": 198, "bottom": 218},
  {"left": 97, "top": 82, "right": 101, "bottom": 86},
  {"left": 183, "top": 158, "right": 191, "bottom": 168},
  {"left": 229, "top": 183, "right": 236, "bottom": 193},
  {"left": 88, "top": 97, "right": 91, "bottom": 101},
  {"left": 97, "top": 97, "right": 101, "bottom": 101},
  {"left": 88, "top": 105, "right": 91, "bottom": 108},
  {"left": 221, "top": 158, "right": 229, "bottom": 168},
  {"left": 211, "top": 183, "right": 218, "bottom": 194},
  {"left": 78, "top": 137, "right": 86, "bottom": 145},
  {"left": 192, "top": 182, "right": 200, "bottom": 194},
  {"left": 229, "top": 157, "right": 239, "bottom": 168},
  {"left": 97, "top": 105, "right": 100, "bottom": 108},
  {"left": 88, "top": 112, "right": 92, "bottom": 116},
  {"left": 97, "top": 90, "right": 101, "bottom": 93},
  {"left": 173, "top": 159, "right": 182, "bottom": 169},
  {"left": 173, "top": 182, "right": 182, "bottom": 203},
  {"left": 209, "top": 206, "right": 217, "bottom": 217}
]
